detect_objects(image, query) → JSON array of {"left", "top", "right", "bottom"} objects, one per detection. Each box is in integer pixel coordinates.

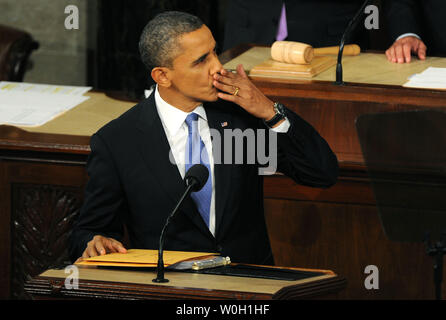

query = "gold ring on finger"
[{"left": 233, "top": 86, "right": 240, "bottom": 96}]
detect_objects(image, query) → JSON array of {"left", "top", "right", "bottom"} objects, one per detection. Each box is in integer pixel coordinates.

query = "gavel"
[{"left": 271, "top": 41, "right": 361, "bottom": 64}]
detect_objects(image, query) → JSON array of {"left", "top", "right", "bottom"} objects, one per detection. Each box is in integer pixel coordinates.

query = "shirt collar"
[{"left": 154, "top": 85, "right": 207, "bottom": 136}]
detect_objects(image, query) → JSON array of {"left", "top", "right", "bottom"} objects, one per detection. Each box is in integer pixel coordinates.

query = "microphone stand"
[
  {"left": 335, "top": 0, "right": 371, "bottom": 85},
  {"left": 152, "top": 179, "right": 197, "bottom": 283}
]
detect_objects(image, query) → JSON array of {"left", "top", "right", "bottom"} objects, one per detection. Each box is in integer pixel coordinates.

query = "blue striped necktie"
[{"left": 184, "top": 113, "right": 212, "bottom": 227}]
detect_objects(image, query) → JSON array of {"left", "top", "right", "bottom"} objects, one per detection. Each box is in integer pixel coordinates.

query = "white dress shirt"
[
  {"left": 153, "top": 85, "right": 290, "bottom": 237},
  {"left": 396, "top": 33, "right": 421, "bottom": 41}
]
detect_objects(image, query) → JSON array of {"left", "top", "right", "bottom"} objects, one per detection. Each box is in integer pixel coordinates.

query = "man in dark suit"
[
  {"left": 223, "top": 0, "right": 367, "bottom": 51},
  {"left": 69, "top": 11, "right": 338, "bottom": 265},
  {"left": 384, "top": 0, "right": 446, "bottom": 63}
]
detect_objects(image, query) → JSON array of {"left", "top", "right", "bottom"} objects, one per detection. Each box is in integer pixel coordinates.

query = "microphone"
[
  {"left": 153, "top": 164, "right": 209, "bottom": 283},
  {"left": 334, "top": 0, "right": 371, "bottom": 85},
  {"left": 185, "top": 164, "right": 209, "bottom": 192}
]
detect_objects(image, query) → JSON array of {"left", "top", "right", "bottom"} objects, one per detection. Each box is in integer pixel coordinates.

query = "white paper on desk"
[
  {"left": 0, "top": 81, "right": 92, "bottom": 96},
  {"left": 417, "top": 67, "right": 446, "bottom": 78},
  {"left": 404, "top": 67, "right": 446, "bottom": 89},
  {"left": 0, "top": 90, "right": 90, "bottom": 126},
  {"left": 0, "top": 105, "right": 60, "bottom": 126}
]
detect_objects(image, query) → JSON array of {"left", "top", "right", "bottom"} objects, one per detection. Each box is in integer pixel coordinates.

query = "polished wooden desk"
[
  {"left": 25, "top": 265, "right": 345, "bottom": 300},
  {"left": 2, "top": 46, "right": 446, "bottom": 299}
]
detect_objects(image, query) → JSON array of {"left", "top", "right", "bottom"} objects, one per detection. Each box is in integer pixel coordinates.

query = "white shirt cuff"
[
  {"left": 270, "top": 118, "right": 290, "bottom": 133},
  {"left": 396, "top": 33, "right": 421, "bottom": 41}
]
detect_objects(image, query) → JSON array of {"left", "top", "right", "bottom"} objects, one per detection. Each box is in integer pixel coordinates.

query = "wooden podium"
[{"left": 24, "top": 265, "right": 346, "bottom": 300}]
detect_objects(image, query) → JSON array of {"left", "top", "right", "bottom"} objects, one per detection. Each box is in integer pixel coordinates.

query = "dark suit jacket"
[
  {"left": 69, "top": 93, "right": 338, "bottom": 264},
  {"left": 384, "top": 0, "right": 446, "bottom": 56},
  {"left": 223, "top": 0, "right": 367, "bottom": 51}
]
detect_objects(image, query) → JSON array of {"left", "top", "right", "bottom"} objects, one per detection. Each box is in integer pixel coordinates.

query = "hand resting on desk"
[
  {"left": 79, "top": 235, "right": 127, "bottom": 260},
  {"left": 386, "top": 36, "right": 427, "bottom": 64}
]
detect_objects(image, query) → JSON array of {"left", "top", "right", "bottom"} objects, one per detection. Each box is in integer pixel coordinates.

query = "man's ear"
[{"left": 151, "top": 67, "right": 171, "bottom": 87}]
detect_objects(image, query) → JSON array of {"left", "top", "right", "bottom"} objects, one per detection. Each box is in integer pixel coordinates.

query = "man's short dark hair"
[{"left": 139, "top": 11, "right": 204, "bottom": 70}]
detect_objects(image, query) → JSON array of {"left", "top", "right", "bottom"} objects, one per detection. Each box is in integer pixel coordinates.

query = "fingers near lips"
[
  {"left": 214, "top": 71, "right": 235, "bottom": 86},
  {"left": 213, "top": 79, "right": 238, "bottom": 95},
  {"left": 213, "top": 70, "right": 240, "bottom": 95},
  {"left": 214, "top": 65, "right": 249, "bottom": 101}
]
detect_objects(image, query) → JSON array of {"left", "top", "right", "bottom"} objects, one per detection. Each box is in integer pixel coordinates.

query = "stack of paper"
[
  {"left": 0, "top": 81, "right": 92, "bottom": 126},
  {"left": 76, "top": 249, "right": 218, "bottom": 268},
  {"left": 403, "top": 67, "right": 446, "bottom": 90}
]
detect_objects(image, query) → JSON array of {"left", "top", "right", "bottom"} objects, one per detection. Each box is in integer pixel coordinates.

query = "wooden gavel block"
[{"left": 271, "top": 41, "right": 361, "bottom": 65}]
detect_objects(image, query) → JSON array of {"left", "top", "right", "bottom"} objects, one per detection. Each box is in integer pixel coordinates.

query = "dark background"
[
  {"left": 91, "top": 0, "right": 226, "bottom": 100},
  {"left": 90, "top": 0, "right": 388, "bottom": 100}
]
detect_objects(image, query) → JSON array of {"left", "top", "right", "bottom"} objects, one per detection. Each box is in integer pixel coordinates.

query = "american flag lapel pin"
[{"left": 221, "top": 121, "right": 228, "bottom": 127}]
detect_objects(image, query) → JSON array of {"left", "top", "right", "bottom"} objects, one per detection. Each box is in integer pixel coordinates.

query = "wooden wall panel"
[
  {"left": 11, "top": 183, "right": 82, "bottom": 299},
  {"left": 0, "top": 160, "right": 87, "bottom": 299},
  {"left": 264, "top": 178, "right": 446, "bottom": 299}
]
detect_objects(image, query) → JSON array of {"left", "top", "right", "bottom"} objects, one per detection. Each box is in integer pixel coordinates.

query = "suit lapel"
[
  {"left": 205, "top": 104, "right": 234, "bottom": 239},
  {"left": 135, "top": 94, "right": 212, "bottom": 238}
]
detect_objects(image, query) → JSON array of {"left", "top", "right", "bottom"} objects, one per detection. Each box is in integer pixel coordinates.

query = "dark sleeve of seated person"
[{"left": 384, "top": 0, "right": 446, "bottom": 63}]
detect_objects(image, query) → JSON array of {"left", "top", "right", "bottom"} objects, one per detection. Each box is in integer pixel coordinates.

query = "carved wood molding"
[
  {"left": 25, "top": 277, "right": 273, "bottom": 300},
  {"left": 11, "top": 183, "right": 82, "bottom": 299},
  {"left": 25, "top": 275, "right": 346, "bottom": 300}
]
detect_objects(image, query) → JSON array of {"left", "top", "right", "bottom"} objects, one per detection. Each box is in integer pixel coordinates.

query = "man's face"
[{"left": 165, "top": 25, "right": 223, "bottom": 107}]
